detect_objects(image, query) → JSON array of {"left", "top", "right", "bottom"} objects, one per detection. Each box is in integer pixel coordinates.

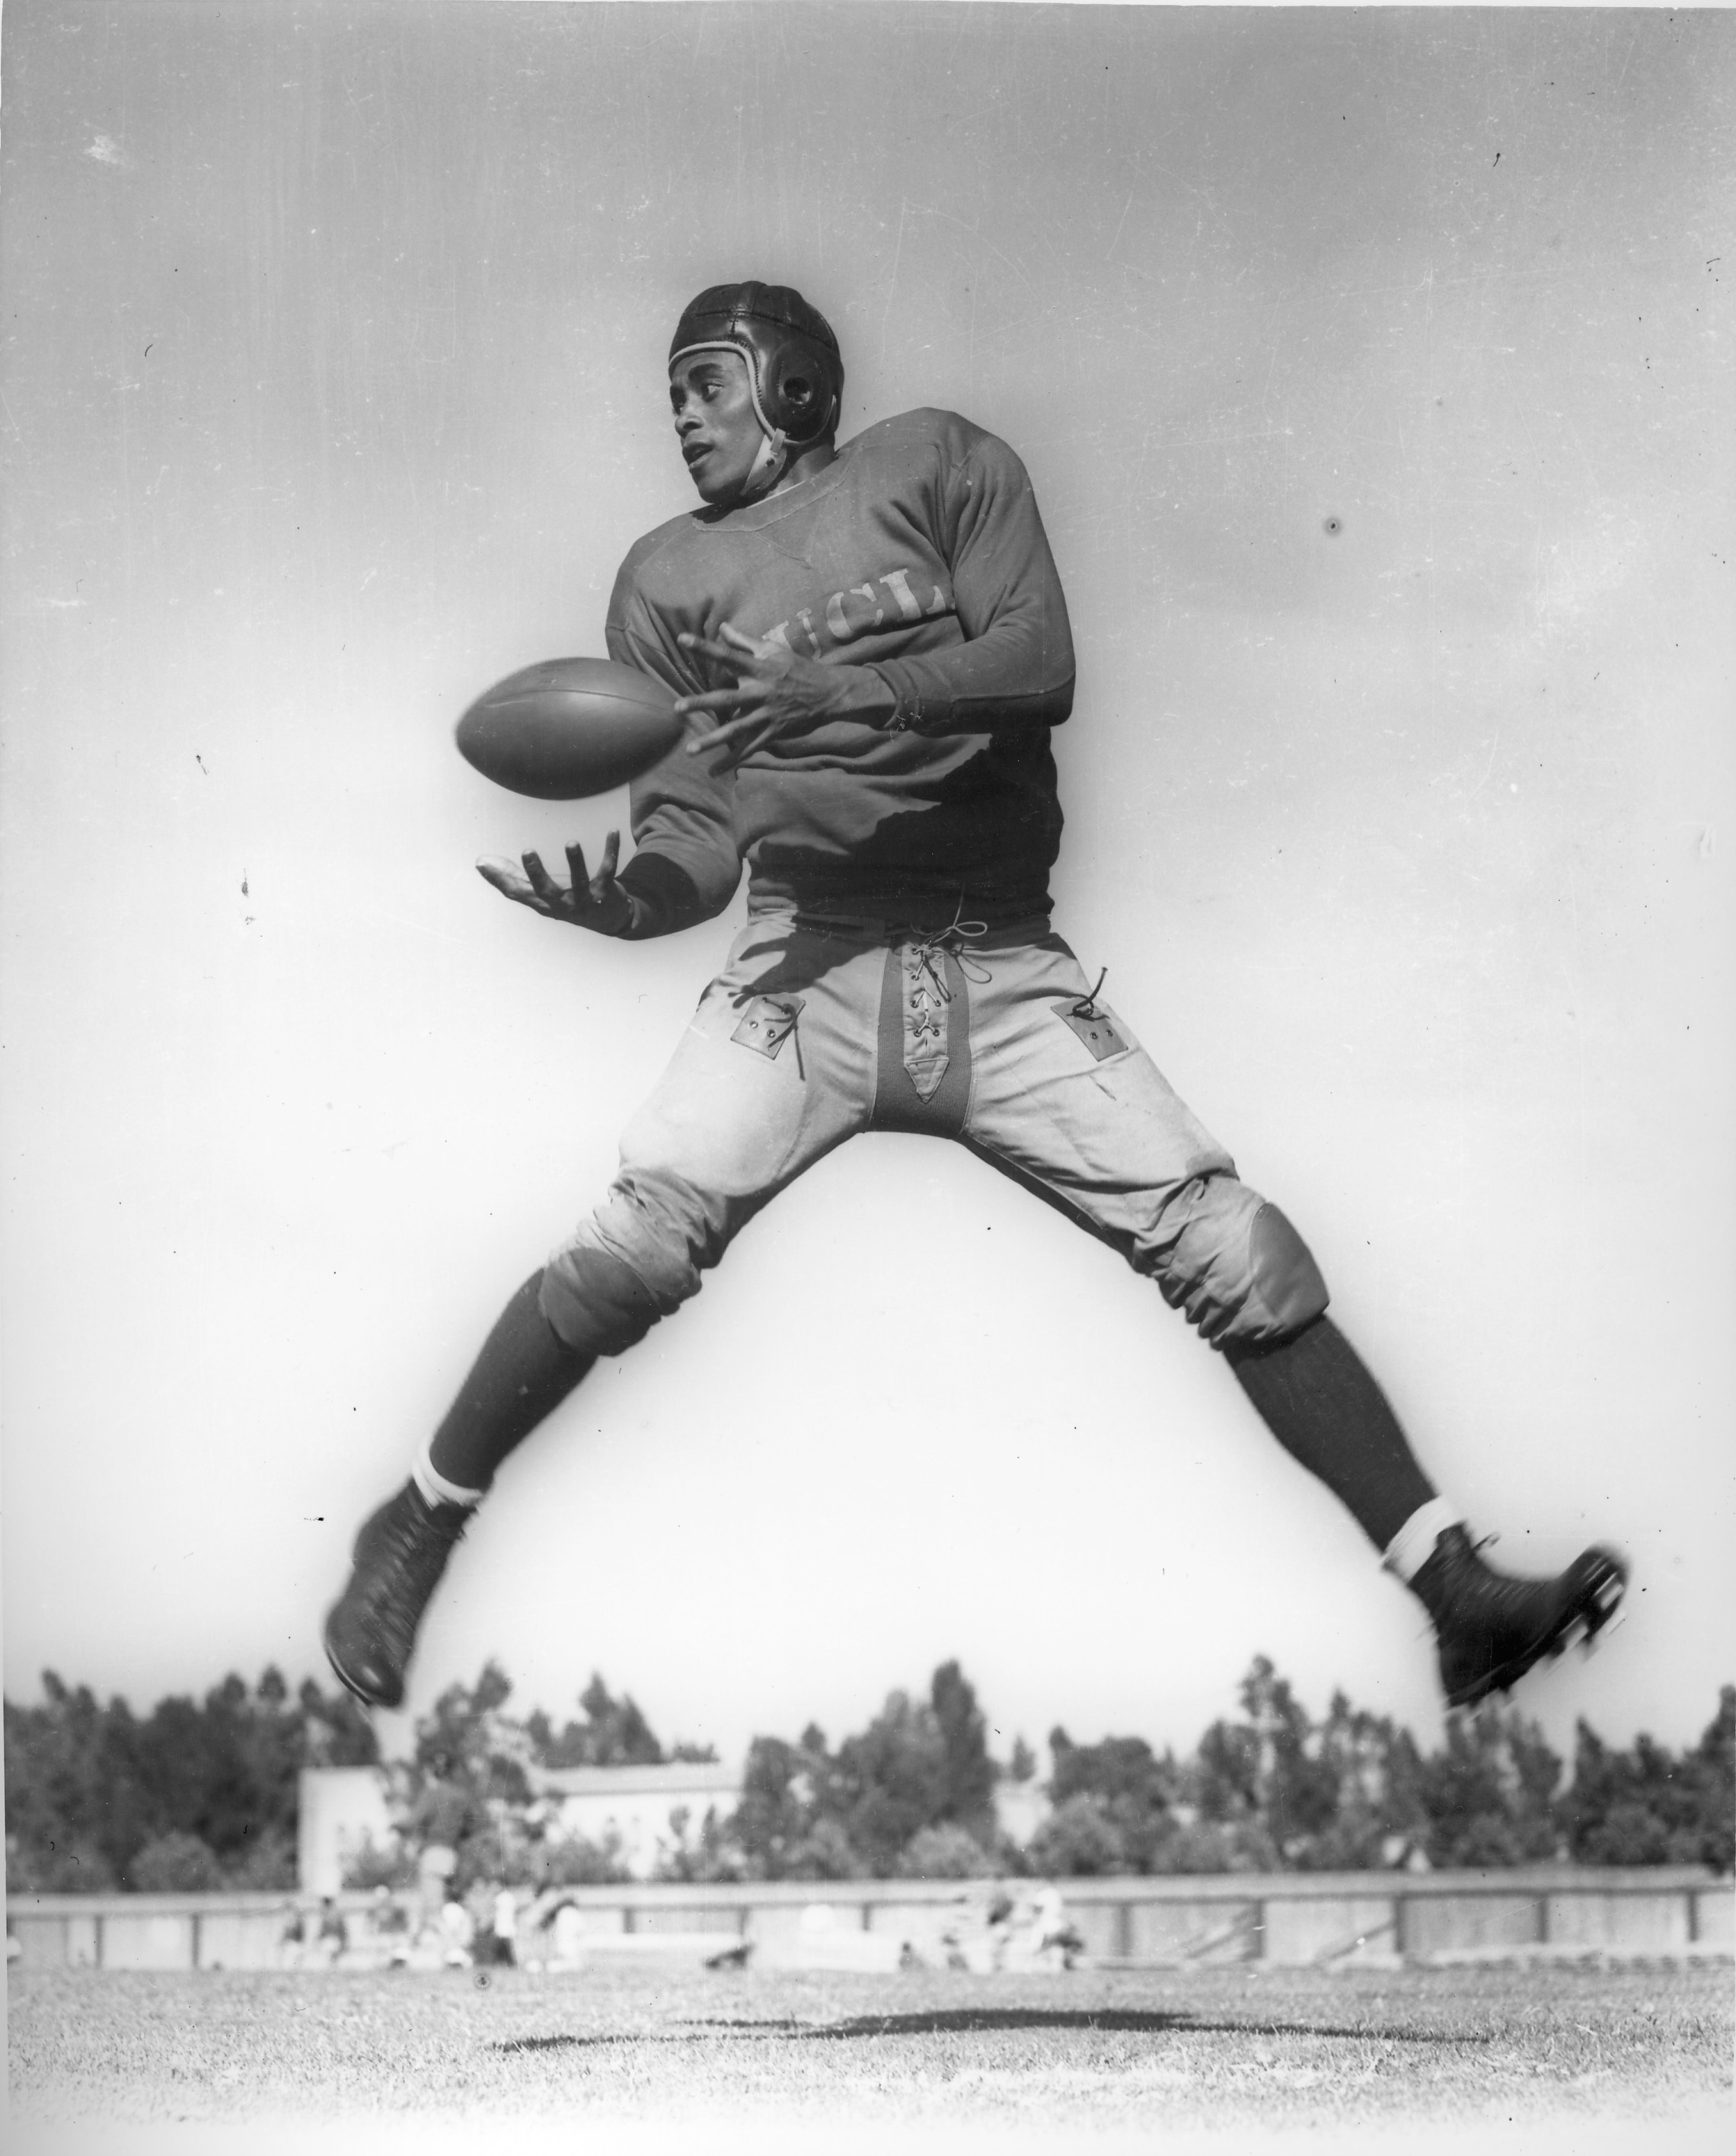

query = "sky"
[{"left": 2, "top": 2, "right": 1732, "bottom": 1781}]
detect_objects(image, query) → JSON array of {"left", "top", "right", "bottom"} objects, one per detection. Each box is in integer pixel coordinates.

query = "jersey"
[{"left": 606, "top": 409, "right": 1075, "bottom": 932}]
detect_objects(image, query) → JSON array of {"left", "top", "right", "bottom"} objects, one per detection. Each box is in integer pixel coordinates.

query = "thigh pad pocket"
[
  {"left": 1051, "top": 998, "right": 1129, "bottom": 1062},
  {"left": 731, "top": 995, "right": 805, "bottom": 1062}
]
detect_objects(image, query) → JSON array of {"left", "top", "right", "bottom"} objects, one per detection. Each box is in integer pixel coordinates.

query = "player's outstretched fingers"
[
  {"left": 577, "top": 830, "right": 621, "bottom": 901},
  {"left": 678, "top": 621, "right": 758, "bottom": 669},
  {"left": 675, "top": 685, "right": 752, "bottom": 738},
  {"left": 476, "top": 854, "right": 541, "bottom": 908},
  {"left": 521, "top": 850, "right": 565, "bottom": 911},
  {"left": 680, "top": 619, "right": 767, "bottom": 669},
  {"left": 480, "top": 845, "right": 630, "bottom": 934},
  {"left": 691, "top": 709, "right": 783, "bottom": 768},
  {"left": 675, "top": 636, "right": 732, "bottom": 671}
]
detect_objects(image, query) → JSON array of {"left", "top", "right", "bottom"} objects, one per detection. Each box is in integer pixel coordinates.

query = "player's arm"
[
  {"left": 863, "top": 419, "right": 1075, "bottom": 737},
  {"left": 677, "top": 420, "right": 1074, "bottom": 761},
  {"left": 611, "top": 586, "right": 744, "bottom": 931}
]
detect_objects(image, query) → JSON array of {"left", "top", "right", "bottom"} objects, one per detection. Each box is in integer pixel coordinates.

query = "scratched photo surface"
[{"left": 2, "top": 2, "right": 1731, "bottom": 1804}]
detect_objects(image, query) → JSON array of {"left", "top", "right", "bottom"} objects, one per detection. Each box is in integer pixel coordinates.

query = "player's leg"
[
  {"left": 956, "top": 950, "right": 1421, "bottom": 1541},
  {"left": 321, "top": 1277, "right": 592, "bottom": 1709},
  {"left": 960, "top": 937, "right": 1626, "bottom": 1707},
  {"left": 1221, "top": 1318, "right": 1624, "bottom": 1703},
  {"left": 324, "top": 917, "right": 879, "bottom": 1708},
  {"left": 535, "top": 917, "right": 880, "bottom": 1355}
]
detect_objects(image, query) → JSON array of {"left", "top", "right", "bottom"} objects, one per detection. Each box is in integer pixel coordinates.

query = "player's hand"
[
  {"left": 475, "top": 832, "right": 635, "bottom": 936},
  {"left": 675, "top": 621, "right": 883, "bottom": 770}
]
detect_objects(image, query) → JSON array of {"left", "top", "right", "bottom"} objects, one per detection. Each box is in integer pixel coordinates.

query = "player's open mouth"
[{"left": 683, "top": 444, "right": 711, "bottom": 468}]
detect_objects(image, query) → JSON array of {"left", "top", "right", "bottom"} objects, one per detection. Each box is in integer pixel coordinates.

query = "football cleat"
[
  {"left": 1412, "top": 1524, "right": 1628, "bottom": 1710},
  {"left": 324, "top": 1481, "right": 468, "bottom": 1710}
]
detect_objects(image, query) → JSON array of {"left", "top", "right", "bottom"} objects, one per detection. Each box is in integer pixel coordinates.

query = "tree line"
[
  {"left": 5, "top": 1669, "right": 377, "bottom": 1893},
  {"left": 6, "top": 1657, "right": 1730, "bottom": 1894},
  {"left": 710, "top": 1659, "right": 1731, "bottom": 1885}
]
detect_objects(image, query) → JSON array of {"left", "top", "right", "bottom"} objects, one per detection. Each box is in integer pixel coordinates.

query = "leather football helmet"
[{"left": 669, "top": 280, "right": 844, "bottom": 450}]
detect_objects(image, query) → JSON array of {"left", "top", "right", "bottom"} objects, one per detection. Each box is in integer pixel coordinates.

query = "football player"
[{"left": 326, "top": 281, "right": 1626, "bottom": 1719}]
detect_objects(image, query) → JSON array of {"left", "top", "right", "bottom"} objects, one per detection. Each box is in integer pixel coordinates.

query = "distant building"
[
  {"left": 994, "top": 1774, "right": 1051, "bottom": 1849},
  {"left": 531, "top": 1760, "right": 742, "bottom": 1878},
  {"left": 298, "top": 1766, "right": 394, "bottom": 1895}
]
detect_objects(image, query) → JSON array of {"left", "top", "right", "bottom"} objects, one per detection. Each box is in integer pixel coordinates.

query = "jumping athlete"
[{"left": 324, "top": 281, "right": 1627, "bottom": 1720}]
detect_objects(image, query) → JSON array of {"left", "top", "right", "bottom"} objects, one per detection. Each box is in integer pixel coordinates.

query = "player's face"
[{"left": 669, "top": 351, "right": 766, "bottom": 505}]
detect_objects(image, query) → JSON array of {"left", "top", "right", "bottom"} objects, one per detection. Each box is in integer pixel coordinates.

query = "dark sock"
[
  {"left": 426, "top": 1273, "right": 595, "bottom": 1493},
  {"left": 1222, "top": 1315, "right": 1438, "bottom": 1551}
]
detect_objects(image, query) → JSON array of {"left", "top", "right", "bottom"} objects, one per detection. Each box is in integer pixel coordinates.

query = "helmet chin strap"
[{"left": 741, "top": 423, "right": 791, "bottom": 500}]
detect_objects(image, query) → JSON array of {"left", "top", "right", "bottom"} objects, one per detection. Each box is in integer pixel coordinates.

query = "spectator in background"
[
  {"left": 991, "top": 1883, "right": 1083, "bottom": 1972},
  {"left": 369, "top": 1883, "right": 412, "bottom": 1967},
  {"left": 489, "top": 1883, "right": 520, "bottom": 1969},
  {"left": 409, "top": 1754, "right": 477, "bottom": 1939},
  {"left": 528, "top": 1891, "right": 588, "bottom": 1969},
  {"left": 277, "top": 1899, "right": 309, "bottom": 1969},
  {"left": 315, "top": 1895, "right": 349, "bottom": 1967},
  {"left": 439, "top": 1893, "right": 475, "bottom": 1969}
]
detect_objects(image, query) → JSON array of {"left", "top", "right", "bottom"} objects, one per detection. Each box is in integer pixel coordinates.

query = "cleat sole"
[{"left": 324, "top": 1634, "right": 397, "bottom": 1711}]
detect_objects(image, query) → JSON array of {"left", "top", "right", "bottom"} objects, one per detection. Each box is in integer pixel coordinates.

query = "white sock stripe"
[
  {"left": 412, "top": 1447, "right": 485, "bottom": 1512},
  {"left": 1383, "top": 1497, "right": 1463, "bottom": 1582}
]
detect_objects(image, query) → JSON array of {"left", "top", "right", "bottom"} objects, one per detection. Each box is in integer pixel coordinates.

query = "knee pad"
[
  {"left": 540, "top": 1171, "right": 714, "bottom": 1357},
  {"left": 1240, "top": 1203, "right": 1330, "bottom": 1342},
  {"left": 538, "top": 1241, "right": 665, "bottom": 1359},
  {"left": 1146, "top": 1179, "right": 1329, "bottom": 1346}
]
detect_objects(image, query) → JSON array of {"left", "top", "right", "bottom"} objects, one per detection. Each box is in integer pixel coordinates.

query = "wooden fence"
[{"left": 8, "top": 1865, "right": 1730, "bottom": 1972}]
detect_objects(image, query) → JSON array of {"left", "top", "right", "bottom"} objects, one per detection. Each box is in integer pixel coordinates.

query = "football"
[{"left": 455, "top": 657, "right": 684, "bottom": 799}]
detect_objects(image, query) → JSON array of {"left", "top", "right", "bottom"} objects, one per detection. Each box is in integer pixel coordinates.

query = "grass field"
[{"left": 8, "top": 1960, "right": 1732, "bottom": 2155}]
